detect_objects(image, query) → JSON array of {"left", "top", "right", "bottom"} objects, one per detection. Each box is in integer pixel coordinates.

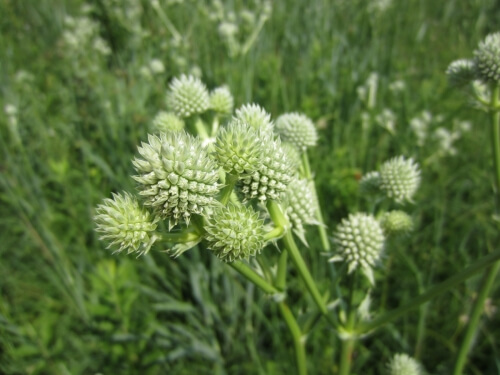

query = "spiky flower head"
[
  {"left": 166, "top": 74, "right": 210, "bottom": 118},
  {"left": 204, "top": 203, "right": 265, "bottom": 262},
  {"left": 210, "top": 86, "right": 234, "bottom": 115},
  {"left": 330, "top": 213, "right": 385, "bottom": 284},
  {"left": 387, "top": 353, "right": 424, "bottom": 375},
  {"left": 380, "top": 210, "right": 414, "bottom": 235},
  {"left": 234, "top": 103, "right": 274, "bottom": 133},
  {"left": 94, "top": 192, "right": 158, "bottom": 255},
  {"left": 132, "top": 131, "right": 220, "bottom": 228},
  {"left": 474, "top": 32, "right": 500, "bottom": 83},
  {"left": 379, "top": 156, "right": 420, "bottom": 204},
  {"left": 152, "top": 111, "right": 185, "bottom": 133},
  {"left": 281, "top": 142, "right": 302, "bottom": 170},
  {"left": 240, "top": 135, "right": 297, "bottom": 202},
  {"left": 359, "top": 171, "right": 382, "bottom": 195},
  {"left": 275, "top": 113, "right": 318, "bottom": 151},
  {"left": 282, "top": 177, "right": 318, "bottom": 244},
  {"left": 446, "top": 59, "right": 476, "bottom": 87},
  {"left": 214, "top": 120, "right": 264, "bottom": 175}
]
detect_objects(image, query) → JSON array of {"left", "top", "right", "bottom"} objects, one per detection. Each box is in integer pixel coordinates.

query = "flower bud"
[
  {"left": 132, "top": 131, "right": 220, "bottom": 228},
  {"left": 380, "top": 210, "right": 414, "bottom": 235},
  {"left": 446, "top": 59, "right": 476, "bottom": 87},
  {"left": 330, "top": 213, "right": 385, "bottom": 284},
  {"left": 234, "top": 103, "right": 274, "bottom": 133},
  {"left": 379, "top": 156, "right": 420, "bottom": 204},
  {"left": 275, "top": 112, "right": 318, "bottom": 151},
  {"left": 474, "top": 32, "right": 500, "bottom": 84},
  {"left": 94, "top": 192, "right": 158, "bottom": 255},
  {"left": 210, "top": 86, "right": 234, "bottom": 115},
  {"left": 204, "top": 203, "right": 265, "bottom": 262},
  {"left": 166, "top": 74, "right": 210, "bottom": 118},
  {"left": 152, "top": 111, "right": 185, "bottom": 133},
  {"left": 359, "top": 171, "right": 381, "bottom": 195},
  {"left": 387, "top": 353, "right": 424, "bottom": 375}
]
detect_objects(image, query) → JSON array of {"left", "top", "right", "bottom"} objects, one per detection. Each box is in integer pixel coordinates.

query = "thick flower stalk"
[
  {"left": 204, "top": 203, "right": 266, "bottom": 262},
  {"left": 166, "top": 74, "right": 210, "bottom": 118},
  {"left": 152, "top": 111, "right": 185, "bottom": 132},
  {"left": 275, "top": 112, "right": 318, "bottom": 151},
  {"left": 94, "top": 192, "right": 159, "bottom": 255},
  {"left": 132, "top": 131, "right": 220, "bottom": 228},
  {"left": 210, "top": 86, "right": 234, "bottom": 115},
  {"left": 234, "top": 103, "right": 274, "bottom": 133},
  {"left": 474, "top": 32, "right": 500, "bottom": 84},
  {"left": 330, "top": 213, "right": 385, "bottom": 284},
  {"left": 387, "top": 353, "right": 424, "bottom": 375},
  {"left": 379, "top": 156, "right": 421, "bottom": 204}
]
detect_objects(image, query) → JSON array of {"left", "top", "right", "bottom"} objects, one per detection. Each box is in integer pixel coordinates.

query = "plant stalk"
[
  {"left": 278, "top": 302, "right": 308, "bottom": 375},
  {"left": 229, "top": 261, "right": 279, "bottom": 295}
]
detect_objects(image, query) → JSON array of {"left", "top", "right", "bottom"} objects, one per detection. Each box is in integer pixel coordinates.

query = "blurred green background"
[{"left": 1, "top": 0, "right": 499, "bottom": 373}]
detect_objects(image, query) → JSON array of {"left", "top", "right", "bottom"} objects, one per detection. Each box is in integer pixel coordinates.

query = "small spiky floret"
[
  {"left": 387, "top": 353, "right": 423, "bottom": 375},
  {"left": 214, "top": 120, "right": 264, "bottom": 175},
  {"left": 446, "top": 59, "right": 476, "bottom": 87},
  {"left": 240, "top": 135, "right": 297, "bottom": 201},
  {"left": 275, "top": 112, "right": 318, "bottom": 151},
  {"left": 166, "top": 74, "right": 210, "bottom": 118},
  {"left": 380, "top": 210, "right": 414, "bottom": 235},
  {"left": 94, "top": 192, "right": 158, "bottom": 255},
  {"left": 210, "top": 86, "right": 234, "bottom": 115},
  {"left": 359, "top": 171, "right": 382, "bottom": 195},
  {"left": 330, "top": 213, "right": 385, "bottom": 284},
  {"left": 282, "top": 177, "right": 317, "bottom": 242},
  {"left": 379, "top": 156, "right": 420, "bottom": 204},
  {"left": 204, "top": 203, "right": 265, "bottom": 262},
  {"left": 152, "top": 111, "right": 185, "bottom": 132},
  {"left": 132, "top": 131, "right": 220, "bottom": 228},
  {"left": 281, "top": 142, "right": 302, "bottom": 171},
  {"left": 234, "top": 103, "right": 274, "bottom": 133},
  {"left": 474, "top": 32, "right": 500, "bottom": 83}
]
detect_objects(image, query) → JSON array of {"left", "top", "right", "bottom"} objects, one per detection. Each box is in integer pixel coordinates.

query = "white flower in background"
[
  {"left": 149, "top": 59, "right": 165, "bottom": 74},
  {"left": 433, "top": 127, "right": 460, "bottom": 156},
  {"left": 410, "top": 110, "right": 433, "bottom": 146},
  {"left": 387, "top": 353, "right": 424, "bottom": 375},
  {"left": 375, "top": 108, "right": 396, "bottom": 134},
  {"left": 389, "top": 80, "right": 406, "bottom": 93}
]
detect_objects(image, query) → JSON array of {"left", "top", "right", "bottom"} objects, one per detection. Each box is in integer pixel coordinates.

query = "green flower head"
[
  {"left": 234, "top": 103, "right": 274, "bottom": 133},
  {"left": 330, "top": 213, "right": 385, "bottom": 284},
  {"left": 210, "top": 86, "right": 234, "bottom": 115},
  {"left": 446, "top": 59, "right": 476, "bottom": 87},
  {"left": 359, "top": 171, "right": 382, "bottom": 195},
  {"left": 387, "top": 353, "right": 424, "bottom": 375},
  {"left": 152, "top": 111, "right": 185, "bottom": 133},
  {"left": 474, "top": 32, "right": 500, "bottom": 84},
  {"left": 380, "top": 210, "right": 414, "bottom": 236},
  {"left": 132, "top": 131, "right": 220, "bottom": 229},
  {"left": 94, "top": 192, "right": 158, "bottom": 255},
  {"left": 379, "top": 156, "right": 420, "bottom": 204},
  {"left": 275, "top": 112, "right": 318, "bottom": 151},
  {"left": 204, "top": 203, "right": 266, "bottom": 262},
  {"left": 166, "top": 74, "right": 210, "bottom": 118}
]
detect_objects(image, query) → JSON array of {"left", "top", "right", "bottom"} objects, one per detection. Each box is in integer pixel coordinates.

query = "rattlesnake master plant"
[
  {"left": 387, "top": 353, "right": 424, "bottom": 375},
  {"left": 446, "top": 59, "right": 476, "bottom": 87},
  {"left": 151, "top": 111, "right": 185, "bottom": 132},
  {"left": 379, "top": 156, "right": 421, "bottom": 204},
  {"left": 132, "top": 131, "right": 220, "bottom": 229},
  {"left": 94, "top": 192, "right": 159, "bottom": 255},
  {"left": 380, "top": 210, "right": 414, "bottom": 236},
  {"left": 204, "top": 203, "right": 266, "bottom": 262},
  {"left": 330, "top": 213, "right": 385, "bottom": 284},
  {"left": 210, "top": 86, "right": 234, "bottom": 115},
  {"left": 166, "top": 74, "right": 210, "bottom": 118},
  {"left": 474, "top": 32, "right": 500, "bottom": 84},
  {"left": 234, "top": 103, "right": 274, "bottom": 133},
  {"left": 275, "top": 112, "right": 318, "bottom": 151}
]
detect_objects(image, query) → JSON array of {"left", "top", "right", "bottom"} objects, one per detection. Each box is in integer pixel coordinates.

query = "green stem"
[
  {"left": 453, "top": 84, "right": 500, "bottom": 375},
  {"left": 338, "top": 273, "right": 357, "bottom": 375},
  {"left": 151, "top": 1, "right": 182, "bottom": 41},
  {"left": 276, "top": 249, "right": 288, "bottom": 291},
  {"left": 220, "top": 174, "right": 238, "bottom": 205},
  {"left": 453, "top": 261, "right": 500, "bottom": 375},
  {"left": 358, "top": 249, "right": 500, "bottom": 334},
  {"left": 159, "top": 229, "right": 201, "bottom": 243},
  {"left": 229, "top": 261, "right": 279, "bottom": 295},
  {"left": 240, "top": 14, "right": 268, "bottom": 56},
  {"left": 278, "top": 302, "right": 307, "bottom": 375},
  {"left": 301, "top": 152, "right": 330, "bottom": 251}
]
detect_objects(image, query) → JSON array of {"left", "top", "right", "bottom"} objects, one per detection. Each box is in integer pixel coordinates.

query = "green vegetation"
[{"left": 1, "top": 0, "right": 499, "bottom": 374}]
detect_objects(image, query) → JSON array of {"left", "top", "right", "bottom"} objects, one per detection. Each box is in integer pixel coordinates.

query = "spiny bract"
[
  {"left": 474, "top": 32, "right": 500, "bottom": 83},
  {"left": 210, "top": 86, "right": 234, "bottom": 115},
  {"left": 166, "top": 74, "right": 210, "bottom": 118},
  {"left": 275, "top": 112, "right": 318, "bottom": 151},
  {"left": 234, "top": 103, "right": 274, "bottom": 133},
  {"left": 94, "top": 192, "right": 158, "bottom": 255},
  {"left": 387, "top": 353, "right": 424, "bottom": 375},
  {"left": 379, "top": 156, "right": 420, "bottom": 203},
  {"left": 214, "top": 120, "right": 264, "bottom": 175},
  {"left": 204, "top": 203, "right": 265, "bottom": 262},
  {"left": 330, "top": 213, "right": 385, "bottom": 284},
  {"left": 132, "top": 131, "right": 220, "bottom": 228}
]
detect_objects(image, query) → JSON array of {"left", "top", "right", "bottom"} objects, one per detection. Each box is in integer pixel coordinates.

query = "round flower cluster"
[
  {"left": 380, "top": 210, "right": 414, "bottom": 235},
  {"left": 94, "top": 192, "right": 158, "bottom": 255},
  {"left": 166, "top": 74, "right": 210, "bottom": 118},
  {"left": 446, "top": 59, "right": 476, "bottom": 87},
  {"left": 204, "top": 203, "right": 266, "bottom": 262},
  {"left": 474, "top": 32, "right": 500, "bottom": 84},
  {"left": 132, "top": 131, "right": 220, "bottom": 228},
  {"left": 152, "top": 111, "right": 185, "bottom": 133},
  {"left": 387, "top": 353, "right": 424, "bottom": 375},
  {"left": 234, "top": 103, "right": 274, "bottom": 133},
  {"left": 275, "top": 112, "right": 318, "bottom": 151},
  {"left": 330, "top": 213, "right": 385, "bottom": 284},
  {"left": 210, "top": 86, "right": 234, "bottom": 115},
  {"left": 379, "top": 156, "right": 420, "bottom": 204}
]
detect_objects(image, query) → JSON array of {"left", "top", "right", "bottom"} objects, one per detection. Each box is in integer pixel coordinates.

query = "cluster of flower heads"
[{"left": 95, "top": 74, "right": 321, "bottom": 262}]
